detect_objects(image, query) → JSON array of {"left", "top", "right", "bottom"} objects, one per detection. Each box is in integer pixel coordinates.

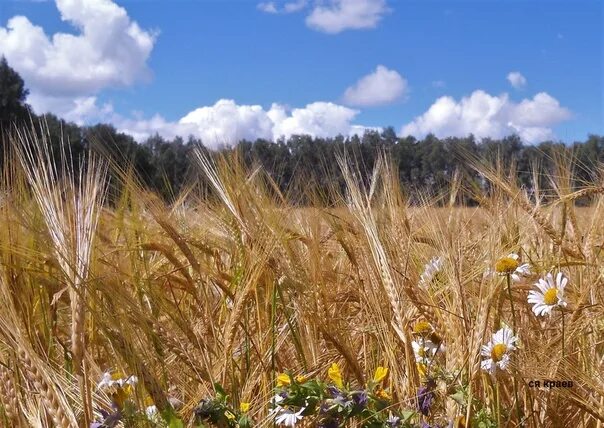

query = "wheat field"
[{"left": 0, "top": 128, "right": 603, "bottom": 428}]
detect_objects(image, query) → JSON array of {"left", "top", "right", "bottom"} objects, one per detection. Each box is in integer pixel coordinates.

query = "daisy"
[
  {"left": 495, "top": 253, "right": 520, "bottom": 274},
  {"left": 480, "top": 327, "right": 518, "bottom": 374},
  {"left": 274, "top": 406, "right": 305, "bottom": 427},
  {"left": 411, "top": 340, "right": 439, "bottom": 363},
  {"left": 419, "top": 257, "right": 443, "bottom": 288},
  {"left": 97, "top": 372, "right": 114, "bottom": 390},
  {"left": 528, "top": 272, "right": 568, "bottom": 316},
  {"left": 269, "top": 393, "right": 286, "bottom": 416},
  {"left": 145, "top": 405, "right": 158, "bottom": 419},
  {"left": 511, "top": 261, "right": 531, "bottom": 282}
]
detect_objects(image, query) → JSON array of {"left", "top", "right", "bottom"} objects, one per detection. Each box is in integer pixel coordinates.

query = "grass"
[{"left": 0, "top": 126, "right": 603, "bottom": 427}]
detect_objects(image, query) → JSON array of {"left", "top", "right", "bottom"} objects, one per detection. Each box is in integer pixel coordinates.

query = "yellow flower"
[
  {"left": 413, "top": 321, "right": 433, "bottom": 336},
  {"left": 240, "top": 402, "right": 250, "bottom": 413},
  {"left": 373, "top": 366, "right": 388, "bottom": 383},
  {"left": 495, "top": 256, "right": 520, "bottom": 274},
  {"left": 375, "top": 388, "right": 391, "bottom": 401},
  {"left": 276, "top": 373, "right": 291, "bottom": 387},
  {"left": 294, "top": 374, "right": 307, "bottom": 383},
  {"left": 417, "top": 362, "right": 427, "bottom": 379},
  {"left": 225, "top": 410, "right": 236, "bottom": 421},
  {"left": 328, "top": 363, "right": 344, "bottom": 389}
]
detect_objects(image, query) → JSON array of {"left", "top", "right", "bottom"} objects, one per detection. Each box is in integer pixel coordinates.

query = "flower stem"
[
  {"left": 506, "top": 274, "right": 524, "bottom": 426},
  {"left": 495, "top": 381, "right": 501, "bottom": 428},
  {"left": 506, "top": 274, "right": 517, "bottom": 333},
  {"left": 561, "top": 310, "right": 565, "bottom": 359}
]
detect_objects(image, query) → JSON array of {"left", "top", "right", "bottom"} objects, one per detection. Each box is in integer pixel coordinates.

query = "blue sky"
[{"left": 0, "top": 0, "right": 602, "bottom": 146}]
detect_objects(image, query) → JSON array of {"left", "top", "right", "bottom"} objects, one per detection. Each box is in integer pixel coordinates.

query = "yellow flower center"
[
  {"left": 111, "top": 371, "right": 125, "bottom": 381},
  {"left": 413, "top": 321, "right": 433, "bottom": 336},
  {"left": 491, "top": 343, "right": 507, "bottom": 362},
  {"left": 417, "top": 347, "right": 426, "bottom": 357},
  {"left": 543, "top": 288, "right": 558, "bottom": 305},
  {"left": 495, "top": 257, "right": 520, "bottom": 274}
]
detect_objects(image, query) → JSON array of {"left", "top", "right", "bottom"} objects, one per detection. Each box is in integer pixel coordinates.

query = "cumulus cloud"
[
  {"left": 0, "top": 0, "right": 156, "bottom": 114},
  {"left": 306, "top": 0, "right": 389, "bottom": 33},
  {"left": 343, "top": 65, "right": 407, "bottom": 106},
  {"left": 115, "top": 99, "right": 365, "bottom": 147},
  {"left": 507, "top": 71, "right": 527, "bottom": 89},
  {"left": 401, "top": 90, "right": 571, "bottom": 144},
  {"left": 27, "top": 93, "right": 114, "bottom": 125}
]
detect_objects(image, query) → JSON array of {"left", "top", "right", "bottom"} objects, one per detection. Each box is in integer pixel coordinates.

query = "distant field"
[{"left": 0, "top": 137, "right": 602, "bottom": 428}]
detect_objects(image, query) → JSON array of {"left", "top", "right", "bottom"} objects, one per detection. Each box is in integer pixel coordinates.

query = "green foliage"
[
  {"left": 0, "top": 56, "right": 30, "bottom": 128},
  {"left": 193, "top": 383, "right": 252, "bottom": 428}
]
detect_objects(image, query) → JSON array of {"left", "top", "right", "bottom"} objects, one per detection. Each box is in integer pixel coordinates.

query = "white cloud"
[
  {"left": 258, "top": 0, "right": 389, "bottom": 34},
  {"left": 115, "top": 99, "right": 366, "bottom": 147},
  {"left": 269, "top": 101, "right": 359, "bottom": 138},
  {"left": 507, "top": 71, "right": 527, "bottom": 89},
  {"left": 343, "top": 65, "right": 407, "bottom": 107},
  {"left": 306, "top": 0, "right": 389, "bottom": 33},
  {"left": 257, "top": 0, "right": 307, "bottom": 14},
  {"left": 27, "top": 93, "right": 114, "bottom": 125},
  {"left": 401, "top": 90, "right": 571, "bottom": 144},
  {"left": 0, "top": 0, "right": 156, "bottom": 114},
  {"left": 284, "top": 0, "right": 308, "bottom": 13},
  {"left": 257, "top": 2, "right": 278, "bottom": 13}
]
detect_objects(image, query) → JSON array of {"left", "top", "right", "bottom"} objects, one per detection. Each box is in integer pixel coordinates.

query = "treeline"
[
  {"left": 3, "top": 114, "right": 604, "bottom": 205},
  {"left": 2, "top": 56, "right": 603, "bottom": 205}
]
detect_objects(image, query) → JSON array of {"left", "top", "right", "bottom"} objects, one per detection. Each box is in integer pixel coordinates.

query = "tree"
[{"left": 0, "top": 56, "right": 30, "bottom": 130}]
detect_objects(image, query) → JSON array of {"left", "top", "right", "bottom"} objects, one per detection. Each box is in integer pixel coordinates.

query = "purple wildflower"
[
  {"left": 352, "top": 390, "right": 368, "bottom": 408},
  {"left": 327, "top": 386, "right": 343, "bottom": 397},
  {"left": 386, "top": 413, "right": 401, "bottom": 427},
  {"left": 417, "top": 385, "right": 435, "bottom": 416}
]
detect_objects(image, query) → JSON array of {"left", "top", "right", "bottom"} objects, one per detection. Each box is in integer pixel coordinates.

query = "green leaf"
[
  {"left": 450, "top": 390, "right": 467, "bottom": 406},
  {"left": 161, "top": 407, "right": 185, "bottom": 428}
]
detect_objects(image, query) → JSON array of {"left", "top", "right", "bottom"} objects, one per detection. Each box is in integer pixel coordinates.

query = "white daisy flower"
[
  {"left": 125, "top": 375, "right": 138, "bottom": 386},
  {"left": 480, "top": 327, "right": 518, "bottom": 374},
  {"left": 145, "top": 405, "right": 158, "bottom": 419},
  {"left": 411, "top": 340, "right": 440, "bottom": 362},
  {"left": 269, "top": 394, "right": 286, "bottom": 416},
  {"left": 274, "top": 406, "right": 305, "bottom": 427},
  {"left": 419, "top": 256, "right": 443, "bottom": 288},
  {"left": 494, "top": 253, "right": 531, "bottom": 282},
  {"left": 511, "top": 262, "right": 531, "bottom": 282},
  {"left": 527, "top": 272, "right": 568, "bottom": 316},
  {"left": 97, "top": 372, "right": 114, "bottom": 390}
]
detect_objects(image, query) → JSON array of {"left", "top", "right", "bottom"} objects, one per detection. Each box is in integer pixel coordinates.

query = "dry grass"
[{"left": 0, "top": 129, "right": 602, "bottom": 427}]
